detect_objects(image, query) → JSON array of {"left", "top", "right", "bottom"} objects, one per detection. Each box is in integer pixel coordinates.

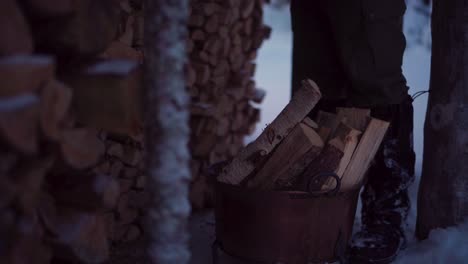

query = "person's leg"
[
  {"left": 353, "top": 97, "right": 416, "bottom": 263},
  {"left": 290, "top": 0, "right": 348, "bottom": 117},
  {"left": 322, "top": 0, "right": 415, "bottom": 263}
]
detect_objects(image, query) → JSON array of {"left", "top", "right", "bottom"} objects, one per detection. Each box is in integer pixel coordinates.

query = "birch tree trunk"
[
  {"left": 416, "top": 0, "right": 468, "bottom": 240},
  {"left": 144, "top": 0, "right": 191, "bottom": 263}
]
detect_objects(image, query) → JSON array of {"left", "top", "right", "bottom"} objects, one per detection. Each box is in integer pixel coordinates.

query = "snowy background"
[{"left": 190, "top": 2, "right": 468, "bottom": 263}]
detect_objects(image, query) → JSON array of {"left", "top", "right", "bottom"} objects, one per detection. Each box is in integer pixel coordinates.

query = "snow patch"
[
  {"left": 87, "top": 60, "right": 138, "bottom": 75},
  {"left": 0, "top": 94, "right": 39, "bottom": 112},
  {"left": 396, "top": 220, "right": 468, "bottom": 264}
]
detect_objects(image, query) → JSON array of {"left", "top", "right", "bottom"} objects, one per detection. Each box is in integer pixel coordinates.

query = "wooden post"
[{"left": 144, "top": 0, "right": 191, "bottom": 263}]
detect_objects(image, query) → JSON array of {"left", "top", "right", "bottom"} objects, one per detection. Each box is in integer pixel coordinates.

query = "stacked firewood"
[
  {"left": 0, "top": 0, "right": 147, "bottom": 263},
  {"left": 0, "top": 0, "right": 270, "bottom": 261},
  {"left": 187, "top": 0, "right": 271, "bottom": 209},
  {"left": 218, "top": 80, "right": 390, "bottom": 193}
]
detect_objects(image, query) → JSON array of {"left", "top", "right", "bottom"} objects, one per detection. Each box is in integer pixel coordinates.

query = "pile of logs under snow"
[
  {"left": 187, "top": 0, "right": 271, "bottom": 209},
  {"left": 218, "top": 80, "right": 390, "bottom": 193},
  {"left": 0, "top": 0, "right": 148, "bottom": 263}
]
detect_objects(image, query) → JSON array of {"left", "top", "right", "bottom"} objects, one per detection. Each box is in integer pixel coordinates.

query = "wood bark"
[
  {"left": 248, "top": 123, "right": 324, "bottom": 189},
  {"left": 299, "top": 138, "right": 344, "bottom": 192},
  {"left": 416, "top": 0, "right": 468, "bottom": 240},
  {"left": 218, "top": 79, "right": 322, "bottom": 185},
  {"left": 144, "top": 0, "right": 191, "bottom": 263}
]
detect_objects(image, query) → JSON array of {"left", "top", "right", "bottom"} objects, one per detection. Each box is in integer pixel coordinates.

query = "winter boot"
[{"left": 349, "top": 97, "right": 416, "bottom": 264}]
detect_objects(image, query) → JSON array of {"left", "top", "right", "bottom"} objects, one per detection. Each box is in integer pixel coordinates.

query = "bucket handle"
[
  {"left": 307, "top": 172, "right": 341, "bottom": 196},
  {"left": 288, "top": 172, "right": 341, "bottom": 199}
]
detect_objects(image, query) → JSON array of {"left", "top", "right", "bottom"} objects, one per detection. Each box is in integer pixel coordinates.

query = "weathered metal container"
[{"left": 214, "top": 182, "right": 361, "bottom": 264}]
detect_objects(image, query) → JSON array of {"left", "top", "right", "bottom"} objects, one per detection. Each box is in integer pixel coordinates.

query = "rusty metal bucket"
[{"left": 214, "top": 182, "right": 361, "bottom": 264}]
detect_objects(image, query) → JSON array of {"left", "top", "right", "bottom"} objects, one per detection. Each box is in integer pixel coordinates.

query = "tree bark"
[
  {"left": 144, "top": 0, "right": 191, "bottom": 263},
  {"left": 416, "top": 0, "right": 468, "bottom": 240}
]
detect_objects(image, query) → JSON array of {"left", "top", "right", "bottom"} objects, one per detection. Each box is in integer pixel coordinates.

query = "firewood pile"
[
  {"left": 0, "top": 0, "right": 148, "bottom": 263},
  {"left": 187, "top": 0, "right": 271, "bottom": 209},
  {"left": 218, "top": 80, "right": 390, "bottom": 193},
  {"left": 1, "top": 0, "right": 270, "bottom": 261}
]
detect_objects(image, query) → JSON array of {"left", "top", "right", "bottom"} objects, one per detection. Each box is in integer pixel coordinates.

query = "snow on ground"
[{"left": 250, "top": 3, "right": 468, "bottom": 264}]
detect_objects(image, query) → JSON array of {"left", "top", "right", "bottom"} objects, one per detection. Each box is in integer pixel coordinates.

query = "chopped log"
[
  {"left": 191, "top": 132, "right": 218, "bottom": 157},
  {"left": 218, "top": 79, "right": 322, "bottom": 185},
  {"left": 241, "top": 0, "right": 255, "bottom": 19},
  {"left": 118, "top": 16, "right": 135, "bottom": 46},
  {"left": 202, "top": 3, "right": 221, "bottom": 16},
  {"left": 332, "top": 123, "right": 362, "bottom": 178},
  {"left": 52, "top": 210, "right": 109, "bottom": 263},
  {"left": 120, "top": 145, "right": 143, "bottom": 167},
  {"left": 340, "top": 118, "right": 390, "bottom": 191},
  {"left": 0, "top": 55, "right": 55, "bottom": 97},
  {"left": 321, "top": 123, "right": 362, "bottom": 190},
  {"left": 116, "top": 193, "right": 139, "bottom": 225},
  {"left": 31, "top": 0, "right": 120, "bottom": 58},
  {"left": 51, "top": 172, "right": 120, "bottom": 211},
  {"left": 0, "top": 94, "right": 40, "bottom": 155},
  {"left": 60, "top": 128, "right": 105, "bottom": 169},
  {"left": 0, "top": 0, "right": 33, "bottom": 55},
  {"left": 203, "top": 37, "right": 221, "bottom": 55},
  {"left": 336, "top": 107, "right": 371, "bottom": 131},
  {"left": 100, "top": 41, "right": 144, "bottom": 62},
  {"left": 315, "top": 111, "right": 343, "bottom": 142},
  {"left": 302, "top": 117, "right": 319, "bottom": 129},
  {"left": 205, "top": 14, "right": 219, "bottom": 33},
  {"left": 188, "top": 14, "right": 204, "bottom": 27},
  {"left": 65, "top": 60, "right": 143, "bottom": 135},
  {"left": 248, "top": 123, "right": 324, "bottom": 189},
  {"left": 187, "top": 64, "right": 196, "bottom": 87},
  {"left": 191, "top": 29, "right": 206, "bottom": 41},
  {"left": 110, "top": 160, "right": 124, "bottom": 178},
  {"left": 127, "top": 190, "right": 150, "bottom": 209},
  {"left": 107, "top": 142, "right": 125, "bottom": 159},
  {"left": 192, "top": 63, "right": 210, "bottom": 86},
  {"left": 39, "top": 80, "right": 73, "bottom": 141},
  {"left": 299, "top": 138, "right": 345, "bottom": 192}
]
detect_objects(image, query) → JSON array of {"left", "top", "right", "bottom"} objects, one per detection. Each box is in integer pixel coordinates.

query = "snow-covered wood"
[{"left": 144, "top": 0, "right": 191, "bottom": 263}]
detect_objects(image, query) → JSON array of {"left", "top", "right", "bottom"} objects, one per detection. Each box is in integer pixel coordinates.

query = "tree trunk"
[
  {"left": 416, "top": 0, "right": 468, "bottom": 240},
  {"left": 144, "top": 0, "right": 191, "bottom": 263}
]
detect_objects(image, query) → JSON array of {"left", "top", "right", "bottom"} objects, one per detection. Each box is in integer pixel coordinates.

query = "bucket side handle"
[{"left": 288, "top": 172, "right": 341, "bottom": 199}]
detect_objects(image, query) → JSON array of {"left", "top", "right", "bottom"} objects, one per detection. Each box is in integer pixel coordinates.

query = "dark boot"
[{"left": 349, "top": 97, "right": 416, "bottom": 264}]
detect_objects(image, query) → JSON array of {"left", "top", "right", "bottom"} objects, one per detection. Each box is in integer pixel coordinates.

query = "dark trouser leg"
[
  {"left": 362, "top": 96, "right": 416, "bottom": 232},
  {"left": 349, "top": 97, "right": 415, "bottom": 264}
]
